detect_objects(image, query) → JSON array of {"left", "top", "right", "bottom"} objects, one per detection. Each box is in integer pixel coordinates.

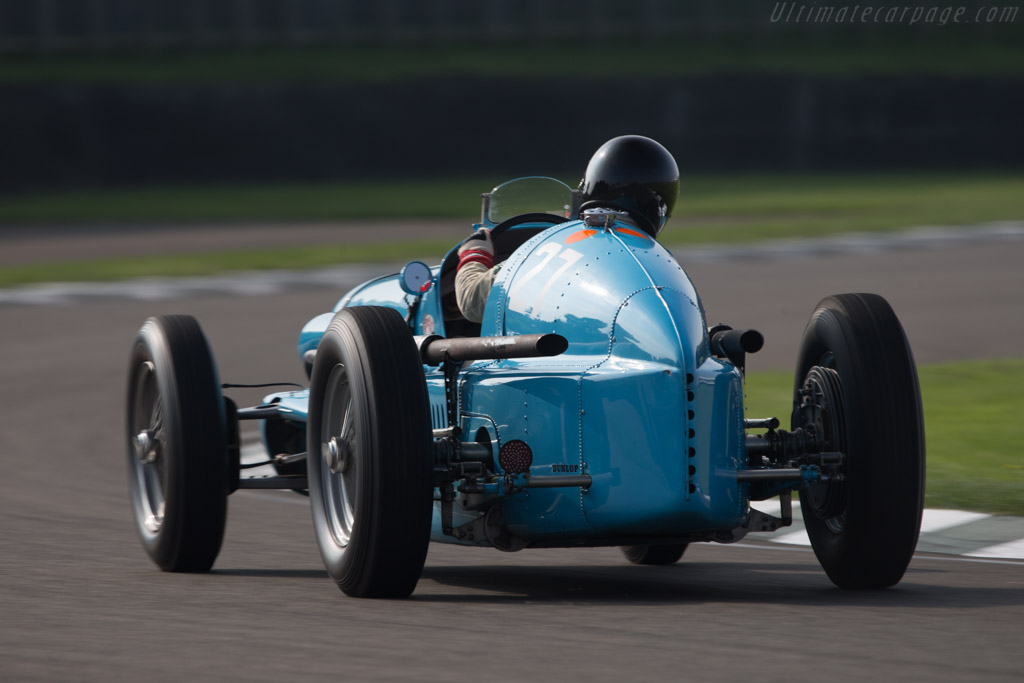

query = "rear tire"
[
  {"left": 621, "top": 544, "right": 688, "bottom": 565},
  {"left": 126, "top": 315, "right": 228, "bottom": 572},
  {"left": 307, "top": 307, "right": 434, "bottom": 598},
  {"left": 794, "top": 294, "right": 924, "bottom": 589}
]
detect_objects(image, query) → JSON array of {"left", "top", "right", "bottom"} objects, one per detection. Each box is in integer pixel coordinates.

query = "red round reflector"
[{"left": 499, "top": 440, "right": 533, "bottom": 474}]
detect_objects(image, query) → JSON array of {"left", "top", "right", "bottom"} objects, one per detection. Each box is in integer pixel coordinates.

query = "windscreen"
[{"left": 485, "top": 176, "right": 574, "bottom": 225}]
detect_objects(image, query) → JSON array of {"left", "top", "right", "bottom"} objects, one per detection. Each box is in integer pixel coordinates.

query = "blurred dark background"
[{"left": 1, "top": 0, "right": 1022, "bottom": 192}]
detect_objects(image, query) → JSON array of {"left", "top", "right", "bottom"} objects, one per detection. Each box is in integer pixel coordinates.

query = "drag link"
[{"left": 744, "top": 417, "right": 780, "bottom": 430}]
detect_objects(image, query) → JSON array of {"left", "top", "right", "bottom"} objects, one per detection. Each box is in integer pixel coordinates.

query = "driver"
[{"left": 455, "top": 134, "right": 680, "bottom": 323}]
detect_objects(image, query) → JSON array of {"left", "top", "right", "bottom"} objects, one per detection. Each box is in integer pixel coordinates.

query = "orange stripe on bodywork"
[
  {"left": 565, "top": 229, "right": 597, "bottom": 244},
  {"left": 615, "top": 227, "right": 649, "bottom": 240}
]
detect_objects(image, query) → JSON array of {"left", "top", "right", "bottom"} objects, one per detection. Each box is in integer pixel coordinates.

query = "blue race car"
[{"left": 126, "top": 174, "right": 925, "bottom": 598}]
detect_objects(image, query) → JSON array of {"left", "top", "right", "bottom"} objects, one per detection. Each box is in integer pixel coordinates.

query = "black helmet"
[{"left": 578, "top": 135, "right": 680, "bottom": 237}]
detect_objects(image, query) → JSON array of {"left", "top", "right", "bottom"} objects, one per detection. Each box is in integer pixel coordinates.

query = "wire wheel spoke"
[
  {"left": 130, "top": 360, "right": 166, "bottom": 533},
  {"left": 321, "top": 363, "right": 359, "bottom": 547}
]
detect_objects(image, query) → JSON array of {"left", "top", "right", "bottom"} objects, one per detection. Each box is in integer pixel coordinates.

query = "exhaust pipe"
[
  {"left": 415, "top": 333, "right": 568, "bottom": 366},
  {"left": 709, "top": 325, "right": 764, "bottom": 375},
  {"left": 711, "top": 327, "right": 764, "bottom": 358}
]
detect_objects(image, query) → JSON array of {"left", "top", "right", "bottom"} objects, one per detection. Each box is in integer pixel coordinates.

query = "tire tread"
[{"left": 795, "top": 293, "right": 924, "bottom": 589}]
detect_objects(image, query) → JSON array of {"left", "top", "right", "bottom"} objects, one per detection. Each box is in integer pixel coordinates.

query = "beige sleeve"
[{"left": 455, "top": 262, "right": 498, "bottom": 324}]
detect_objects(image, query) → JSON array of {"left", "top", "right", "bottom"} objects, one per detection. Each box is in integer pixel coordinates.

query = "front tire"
[
  {"left": 794, "top": 294, "right": 924, "bottom": 589},
  {"left": 307, "top": 307, "right": 434, "bottom": 598},
  {"left": 126, "top": 315, "right": 228, "bottom": 572}
]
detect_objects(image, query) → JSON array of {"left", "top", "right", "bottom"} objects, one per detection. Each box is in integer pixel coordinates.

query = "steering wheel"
[{"left": 488, "top": 212, "right": 570, "bottom": 237}]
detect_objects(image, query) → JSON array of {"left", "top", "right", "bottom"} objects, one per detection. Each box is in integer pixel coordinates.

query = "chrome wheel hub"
[
  {"left": 134, "top": 429, "right": 160, "bottom": 464},
  {"left": 323, "top": 436, "right": 351, "bottom": 474}
]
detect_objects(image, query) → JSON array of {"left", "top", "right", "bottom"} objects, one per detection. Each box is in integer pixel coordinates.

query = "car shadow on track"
[
  {"left": 213, "top": 568, "right": 329, "bottom": 580},
  {"left": 415, "top": 561, "right": 1024, "bottom": 608}
]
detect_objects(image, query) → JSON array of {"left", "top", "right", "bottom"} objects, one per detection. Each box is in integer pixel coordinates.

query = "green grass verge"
[
  {"left": 0, "top": 179, "right": 494, "bottom": 224},
  {"left": 1, "top": 34, "right": 1022, "bottom": 83},
  {"left": 3, "top": 172, "right": 1021, "bottom": 231},
  {"left": 744, "top": 358, "right": 1024, "bottom": 516},
  {"left": 0, "top": 240, "right": 452, "bottom": 288},
  {"left": 663, "top": 173, "right": 1024, "bottom": 245},
  {"left": 1, "top": 172, "right": 1020, "bottom": 288}
]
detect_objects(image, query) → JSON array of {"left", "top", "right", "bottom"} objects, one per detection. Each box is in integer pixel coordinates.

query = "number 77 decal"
[{"left": 510, "top": 243, "right": 583, "bottom": 313}]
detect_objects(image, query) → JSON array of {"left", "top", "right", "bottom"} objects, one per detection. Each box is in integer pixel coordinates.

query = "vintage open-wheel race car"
[{"left": 126, "top": 175, "right": 925, "bottom": 597}]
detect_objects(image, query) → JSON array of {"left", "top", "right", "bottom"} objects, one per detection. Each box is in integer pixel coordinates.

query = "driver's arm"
[{"left": 455, "top": 228, "right": 497, "bottom": 324}]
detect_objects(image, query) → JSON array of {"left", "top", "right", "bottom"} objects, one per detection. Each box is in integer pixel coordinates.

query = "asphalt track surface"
[{"left": 2, "top": 235, "right": 1023, "bottom": 681}]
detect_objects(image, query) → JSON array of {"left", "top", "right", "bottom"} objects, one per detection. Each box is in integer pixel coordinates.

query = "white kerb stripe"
[
  {"left": 919, "top": 509, "right": 990, "bottom": 533},
  {"left": 768, "top": 509, "right": 990, "bottom": 546},
  {"left": 771, "top": 529, "right": 812, "bottom": 546},
  {"left": 965, "top": 538, "right": 1024, "bottom": 560}
]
